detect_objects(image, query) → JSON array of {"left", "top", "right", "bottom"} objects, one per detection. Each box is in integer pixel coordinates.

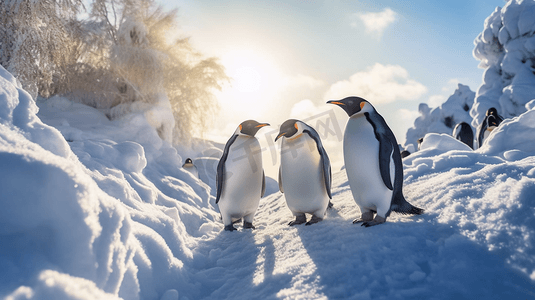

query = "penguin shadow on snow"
[
  {"left": 189, "top": 225, "right": 293, "bottom": 299},
  {"left": 292, "top": 212, "right": 535, "bottom": 299}
]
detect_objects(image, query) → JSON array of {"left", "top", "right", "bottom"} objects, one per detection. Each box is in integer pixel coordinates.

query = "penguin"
[
  {"left": 400, "top": 150, "right": 411, "bottom": 159},
  {"left": 275, "top": 119, "right": 332, "bottom": 226},
  {"left": 452, "top": 122, "right": 474, "bottom": 149},
  {"left": 480, "top": 115, "right": 499, "bottom": 147},
  {"left": 182, "top": 158, "right": 199, "bottom": 178},
  {"left": 417, "top": 137, "right": 424, "bottom": 151},
  {"left": 327, "top": 96, "right": 423, "bottom": 227},
  {"left": 476, "top": 107, "right": 503, "bottom": 148},
  {"left": 216, "top": 120, "right": 270, "bottom": 231}
]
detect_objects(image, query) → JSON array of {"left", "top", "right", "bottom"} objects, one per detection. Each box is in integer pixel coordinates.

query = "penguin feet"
[
  {"left": 352, "top": 211, "right": 374, "bottom": 224},
  {"left": 305, "top": 215, "right": 323, "bottom": 226},
  {"left": 288, "top": 214, "right": 307, "bottom": 226},
  {"left": 224, "top": 224, "right": 237, "bottom": 231},
  {"left": 361, "top": 215, "right": 386, "bottom": 227},
  {"left": 327, "top": 201, "right": 334, "bottom": 210},
  {"left": 243, "top": 221, "right": 256, "bottom": 230}
]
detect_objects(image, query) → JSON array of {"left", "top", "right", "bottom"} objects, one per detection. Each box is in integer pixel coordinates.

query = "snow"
[
  {"left": 1, "top": 61, "right": 535, "bottom": 300},
  {"left": 404, "top": 84, "right": 475, "bottom": 151},
  {"left": 471, "top": 0, "right": 535, "bottom": 128}
]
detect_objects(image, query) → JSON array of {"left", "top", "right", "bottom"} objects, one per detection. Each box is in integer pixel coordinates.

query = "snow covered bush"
[
  {"left": 471, "top": 0, "right": 535, "bottom": 128},
  {"left": 0, "top": 0, "right": 83, "bottom": 98},
  {"left": 404, "top": 84, "right": 475, "bottom": 151}
]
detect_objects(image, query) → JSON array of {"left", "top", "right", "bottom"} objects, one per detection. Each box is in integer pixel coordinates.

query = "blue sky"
[{"left": 161, "top": 0, "right": 506, "bottom": 175}]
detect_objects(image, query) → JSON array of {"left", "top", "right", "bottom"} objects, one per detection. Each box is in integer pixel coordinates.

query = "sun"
[{"left": 216, "top": 49, "right": 283, "bottom": 113}]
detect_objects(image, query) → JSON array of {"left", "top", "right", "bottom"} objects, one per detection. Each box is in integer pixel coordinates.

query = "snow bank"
[
  {"left": 0, "top": 65, "right": 220, "bottom": 299},
  {"left": 404, "top": 84, "right": 475, "bottom": 150},
  {"left": 472, "top": 0, "right": 535, "bottom": 127}
]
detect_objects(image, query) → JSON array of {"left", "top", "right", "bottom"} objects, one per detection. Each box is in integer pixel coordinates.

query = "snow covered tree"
[
  {"left": 0, "top": 0, "right": 83, "bottom": 98},
  {"left": 404, "top": 84, "right": 475, "bottom": 151},
  {"left": 471, "top": 0, "right": 535, "bottom": 128},
  {"left": 82, "top": 0, "right": 228, "bottom": 142}
]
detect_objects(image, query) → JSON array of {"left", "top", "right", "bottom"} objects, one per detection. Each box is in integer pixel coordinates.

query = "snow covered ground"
[{"left": 1, "top": 62, "right": 535, "bottom": 300}]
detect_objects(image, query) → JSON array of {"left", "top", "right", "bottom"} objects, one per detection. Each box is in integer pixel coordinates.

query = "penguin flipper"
[
  {"left": 216, "top": 134, "right": 238, "bottom": 204},
  {"left": 476, "top": 118, "right": 487, "bottom": 148},
  {"left": 364, "top": 113, "right": 394, "bottom": 190},
  {"left": 278, "top": 166, "right": 284, "bottom": 193},
  {"left": 261, "top": 170, "right": 266, "bottom": 198},
  {"left": 303, "top": 129, "right": 332, "bottom": 199}
]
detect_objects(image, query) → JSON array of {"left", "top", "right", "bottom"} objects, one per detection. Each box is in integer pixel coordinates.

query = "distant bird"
[
  {"left": 476, "top": 107, "right": 503, "bottom": 148},
  {"left": 417, "top": 137, "right": 424, "bottom": 150},
  {"left": 479, "top": 115, "right": 500, "bottom": 148},
  {"left": 216, "top": 120, "right": 270, "bottom": 231},
  {"left": 328, "top": 96, "right": 423, "bottom": 227},
  {"left": 452, "top": 122, "right": 474, "bottom": 149},
  {"left": 275, "top": 119, "right": 332, "bottom": 226},
  {"left": 400, "top": 150, "right": 411, "bottom": 158},
  {"left": 182, "top": 158, "right": 199, "bottom": 178}
]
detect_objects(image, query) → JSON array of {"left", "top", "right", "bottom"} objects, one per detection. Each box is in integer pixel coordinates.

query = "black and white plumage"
[
  {"left": 182, "top": 158, "right": 199, "bottom": 178},
  {"left": 476, "top": 107, "right": 503, "bottom": 148},
  {"left": 216, "top": 120, "right": 269, "bottom": 231},
  {"left": 275, "top": 119, "right": 332, "bottom": 226},
  {"left": 453, "top": 122, "right": 474, "bottom": 149},
  {"left": 328, "top": 96, "right": 423, "bottom": 227}
]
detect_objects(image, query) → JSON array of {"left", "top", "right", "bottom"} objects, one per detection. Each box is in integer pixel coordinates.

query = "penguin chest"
[
  {"left": 219, "top": 136, "right": 263, "bottom": 217},
  {"left": 343, "top": 116, "right": 393, "bottom": 211},
  {"left": 280, "top": 136, "right": 329, "bottom": 214}
]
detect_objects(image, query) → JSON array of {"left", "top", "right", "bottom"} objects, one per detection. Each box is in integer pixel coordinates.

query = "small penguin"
[
  {"left": 216, "top": 120, "right": 270, "bottom": 231},
  {"left": 328, "top": 96, "right": 423, "bottom": 226},
  {"left": 480, "top": 115, "right": 499, "bottom": 147},
  {"left": 417, "top": 137, "right": 424, "bottom": 150},
  {"left": 275, "top": 119, "right": 332, "bottom": 226},
  {"left": 182, "top": 158, "right": 199, "bottom": 178},
  {"left": 452, "top": 122, "right": 474, "bottom": 149},
  {"left": 400, "top": 150, "right": 411, "bottom": 159},
  {"left": 476, "top": 107, "right": 503, "bottom": 148}
]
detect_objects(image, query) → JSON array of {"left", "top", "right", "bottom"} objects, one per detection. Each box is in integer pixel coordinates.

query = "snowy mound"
[
  {"left": 419, "top": 133, "right": 472, "bottom": 153},
  {"left": 471, "top": 0, "right": 535, "bottom": 127},
  {"left": 404, "top": 84, "right": 475, "bottom": 150},
  {"left": 479, "top": 104, "right": 535, "bottom": 160},
  {"left": 0, "top": 65, "right": 220, "bottom": 299}
]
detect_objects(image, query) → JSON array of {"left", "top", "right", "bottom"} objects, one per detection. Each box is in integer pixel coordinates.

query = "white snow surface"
[{"left": 1, "top": 64, "right": 535, "bottom": 300}]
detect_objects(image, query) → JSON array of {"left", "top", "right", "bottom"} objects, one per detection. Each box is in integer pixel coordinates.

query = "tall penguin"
[
  {"left": 476, "top": 107, "right": 503, "bottom": 148},
  {"left": 275, "top": 119, "right": 332, "bottom": 226},
  {"left": 452, "top": 122, "right": 474, "bottom": 149},
  {"left": 216, "top": 120, "right": 270, "bottom": 231},
  {"left": 328, "top": 96, "right": 423, "bottom": 227}
]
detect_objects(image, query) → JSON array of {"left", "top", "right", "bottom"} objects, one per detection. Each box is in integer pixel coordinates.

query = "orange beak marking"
[{"left": 330, "top": 101, "right": 345, "bottom": 106}]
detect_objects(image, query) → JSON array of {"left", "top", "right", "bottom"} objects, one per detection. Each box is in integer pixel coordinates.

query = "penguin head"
[
  {"left": 327, "top": 96, "right": 374, "bottom": 117},
  {"left": 275, "top": 119, "right": 304, "bottom": 142},
  {"left": 182, "top": 158, "right": 194, "bottom": 167},
  {"left": 185, "top": 158, "right": 193, "bottom": 164},
  {"left": 486, "top": 107, "right": 498, "bottom": 117},
  {"left": 486, "top": 115, "right": 498, "bottom": 131},
  {"left": 237, "top": 120, "right": 270, "bottom": 137}
]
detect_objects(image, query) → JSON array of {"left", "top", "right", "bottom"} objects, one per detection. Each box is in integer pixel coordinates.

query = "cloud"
[
  {"left": 324, "top": 63, "right": 428, "bottom": 104},
  {"left": 353, "top": 8, "right": 398, "bottom": 37},
  {"left": 398, "top": 108, "right": 421, "bottom": 121}
]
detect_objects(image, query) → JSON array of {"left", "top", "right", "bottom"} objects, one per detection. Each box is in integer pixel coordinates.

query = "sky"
[{"left": 160, "top": 0, "right": 507, "bottom": 178}]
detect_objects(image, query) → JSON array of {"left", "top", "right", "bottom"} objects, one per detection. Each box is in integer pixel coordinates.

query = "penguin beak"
[
  {"left": 327, "top": 100, "right": 345, "bottom": 106},
  {"left": 275, "top": 132, "right": 286, "bottom": 142},
  {"left": 256, "top": 123, "right": 270, "bottom": 128}
]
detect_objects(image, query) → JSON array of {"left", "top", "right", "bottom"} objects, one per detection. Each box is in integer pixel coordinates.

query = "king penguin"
[
  {"left": 328, "top": 96, "right": 423, "bottom": 227},
  {"left": 182, "top": 158, "right": 199, "bottom": 178},
  {"left": 476, "top": 107, "right": 503, "bottom": 148},
  {"left": 216, "top": 120, "right": 270, "bottom": 231},
  {"left": 275, "top": 119, "right": 332, "bottom": 226},
  {"left": 452, "top": 122, "right": 474, "bottom": 149}
]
